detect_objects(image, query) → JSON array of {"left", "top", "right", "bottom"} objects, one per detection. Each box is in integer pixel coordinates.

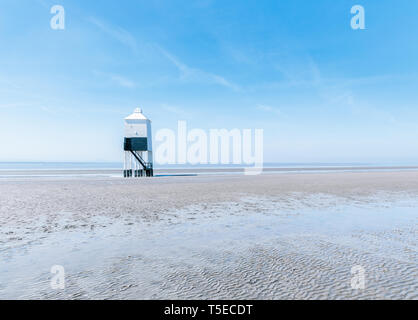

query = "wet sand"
[{"left": 0, "top": 171, "right": 417, "bottom": 299}]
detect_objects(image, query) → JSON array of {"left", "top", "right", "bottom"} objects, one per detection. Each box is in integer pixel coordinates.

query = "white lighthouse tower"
[{"left": 123, "top": 108, "right": 153, "bottom": 177}]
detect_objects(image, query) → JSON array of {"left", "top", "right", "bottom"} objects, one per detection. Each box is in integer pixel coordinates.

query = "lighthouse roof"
[{"left": 125, "top": 108, "right": 148, "bottom": 120}]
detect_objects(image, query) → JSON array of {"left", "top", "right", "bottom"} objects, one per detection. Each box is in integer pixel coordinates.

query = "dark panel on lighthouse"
[{"left": 124, "top": 137, "right": 148, "bottom": 151}]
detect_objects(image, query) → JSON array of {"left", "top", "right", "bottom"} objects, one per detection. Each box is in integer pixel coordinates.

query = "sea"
[{"left": 1, "top": 161, "right": 418, "bottom": 178}]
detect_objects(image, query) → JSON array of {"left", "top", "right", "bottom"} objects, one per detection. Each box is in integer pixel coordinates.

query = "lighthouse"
[{"left": 123, "top": 108, "right": 153, "bottom": 177}]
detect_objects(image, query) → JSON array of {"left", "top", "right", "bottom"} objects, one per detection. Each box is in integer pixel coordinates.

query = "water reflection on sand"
[{"left": 1, "top": 194, "right": 417, "bottom": 300}]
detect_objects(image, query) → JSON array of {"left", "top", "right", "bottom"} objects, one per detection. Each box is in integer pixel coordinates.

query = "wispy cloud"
[
  {"left": 92, "top": 70, "right": 137, "bottom": 88},
  {"left": 109, "top": 74, "right": 136, "bottom": 88},
  {"left": 256, "top": 104, "right": 282, "bottom": 116},
  {"left": 87, "top": 18, "right": 240, "bottom": 91},
  {"left": 157, "top": 46, "right": 242, "bottom": 91},
  {"left": 161, "top": 104, "right": 190, "bottom": 118},
  {"left": 271, "top": 56, "right": 322, "bottom": 88},
  {"left": 35, "top": 0, "right": 49, "bottom": 9},
  {"left": 88, "top": 17, "right": 139, "bottom": 53},
  {"left": 0, "top": 103, "right": 23, "bottom": 109},
  {"left": 297, "top": 58, "right": 399, "bottom": 124}
]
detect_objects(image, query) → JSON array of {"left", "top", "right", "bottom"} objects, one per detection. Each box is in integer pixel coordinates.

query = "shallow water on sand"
[{"left": 0, "top": 196, "right": 417, "bottom": 299}]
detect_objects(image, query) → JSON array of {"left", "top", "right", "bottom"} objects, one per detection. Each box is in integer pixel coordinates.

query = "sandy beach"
[{"left": 0, "top": 170, "right": 417, "bottom": 299}]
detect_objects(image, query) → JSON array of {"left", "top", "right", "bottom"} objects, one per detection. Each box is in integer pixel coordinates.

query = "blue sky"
[{"left": 1, "top": 0, "right": 418, "bottom": 163}]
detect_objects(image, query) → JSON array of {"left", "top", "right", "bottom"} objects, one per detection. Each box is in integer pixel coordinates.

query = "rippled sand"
[{"left": 0, "top": 171, "right": 417, "bottom": 299}]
